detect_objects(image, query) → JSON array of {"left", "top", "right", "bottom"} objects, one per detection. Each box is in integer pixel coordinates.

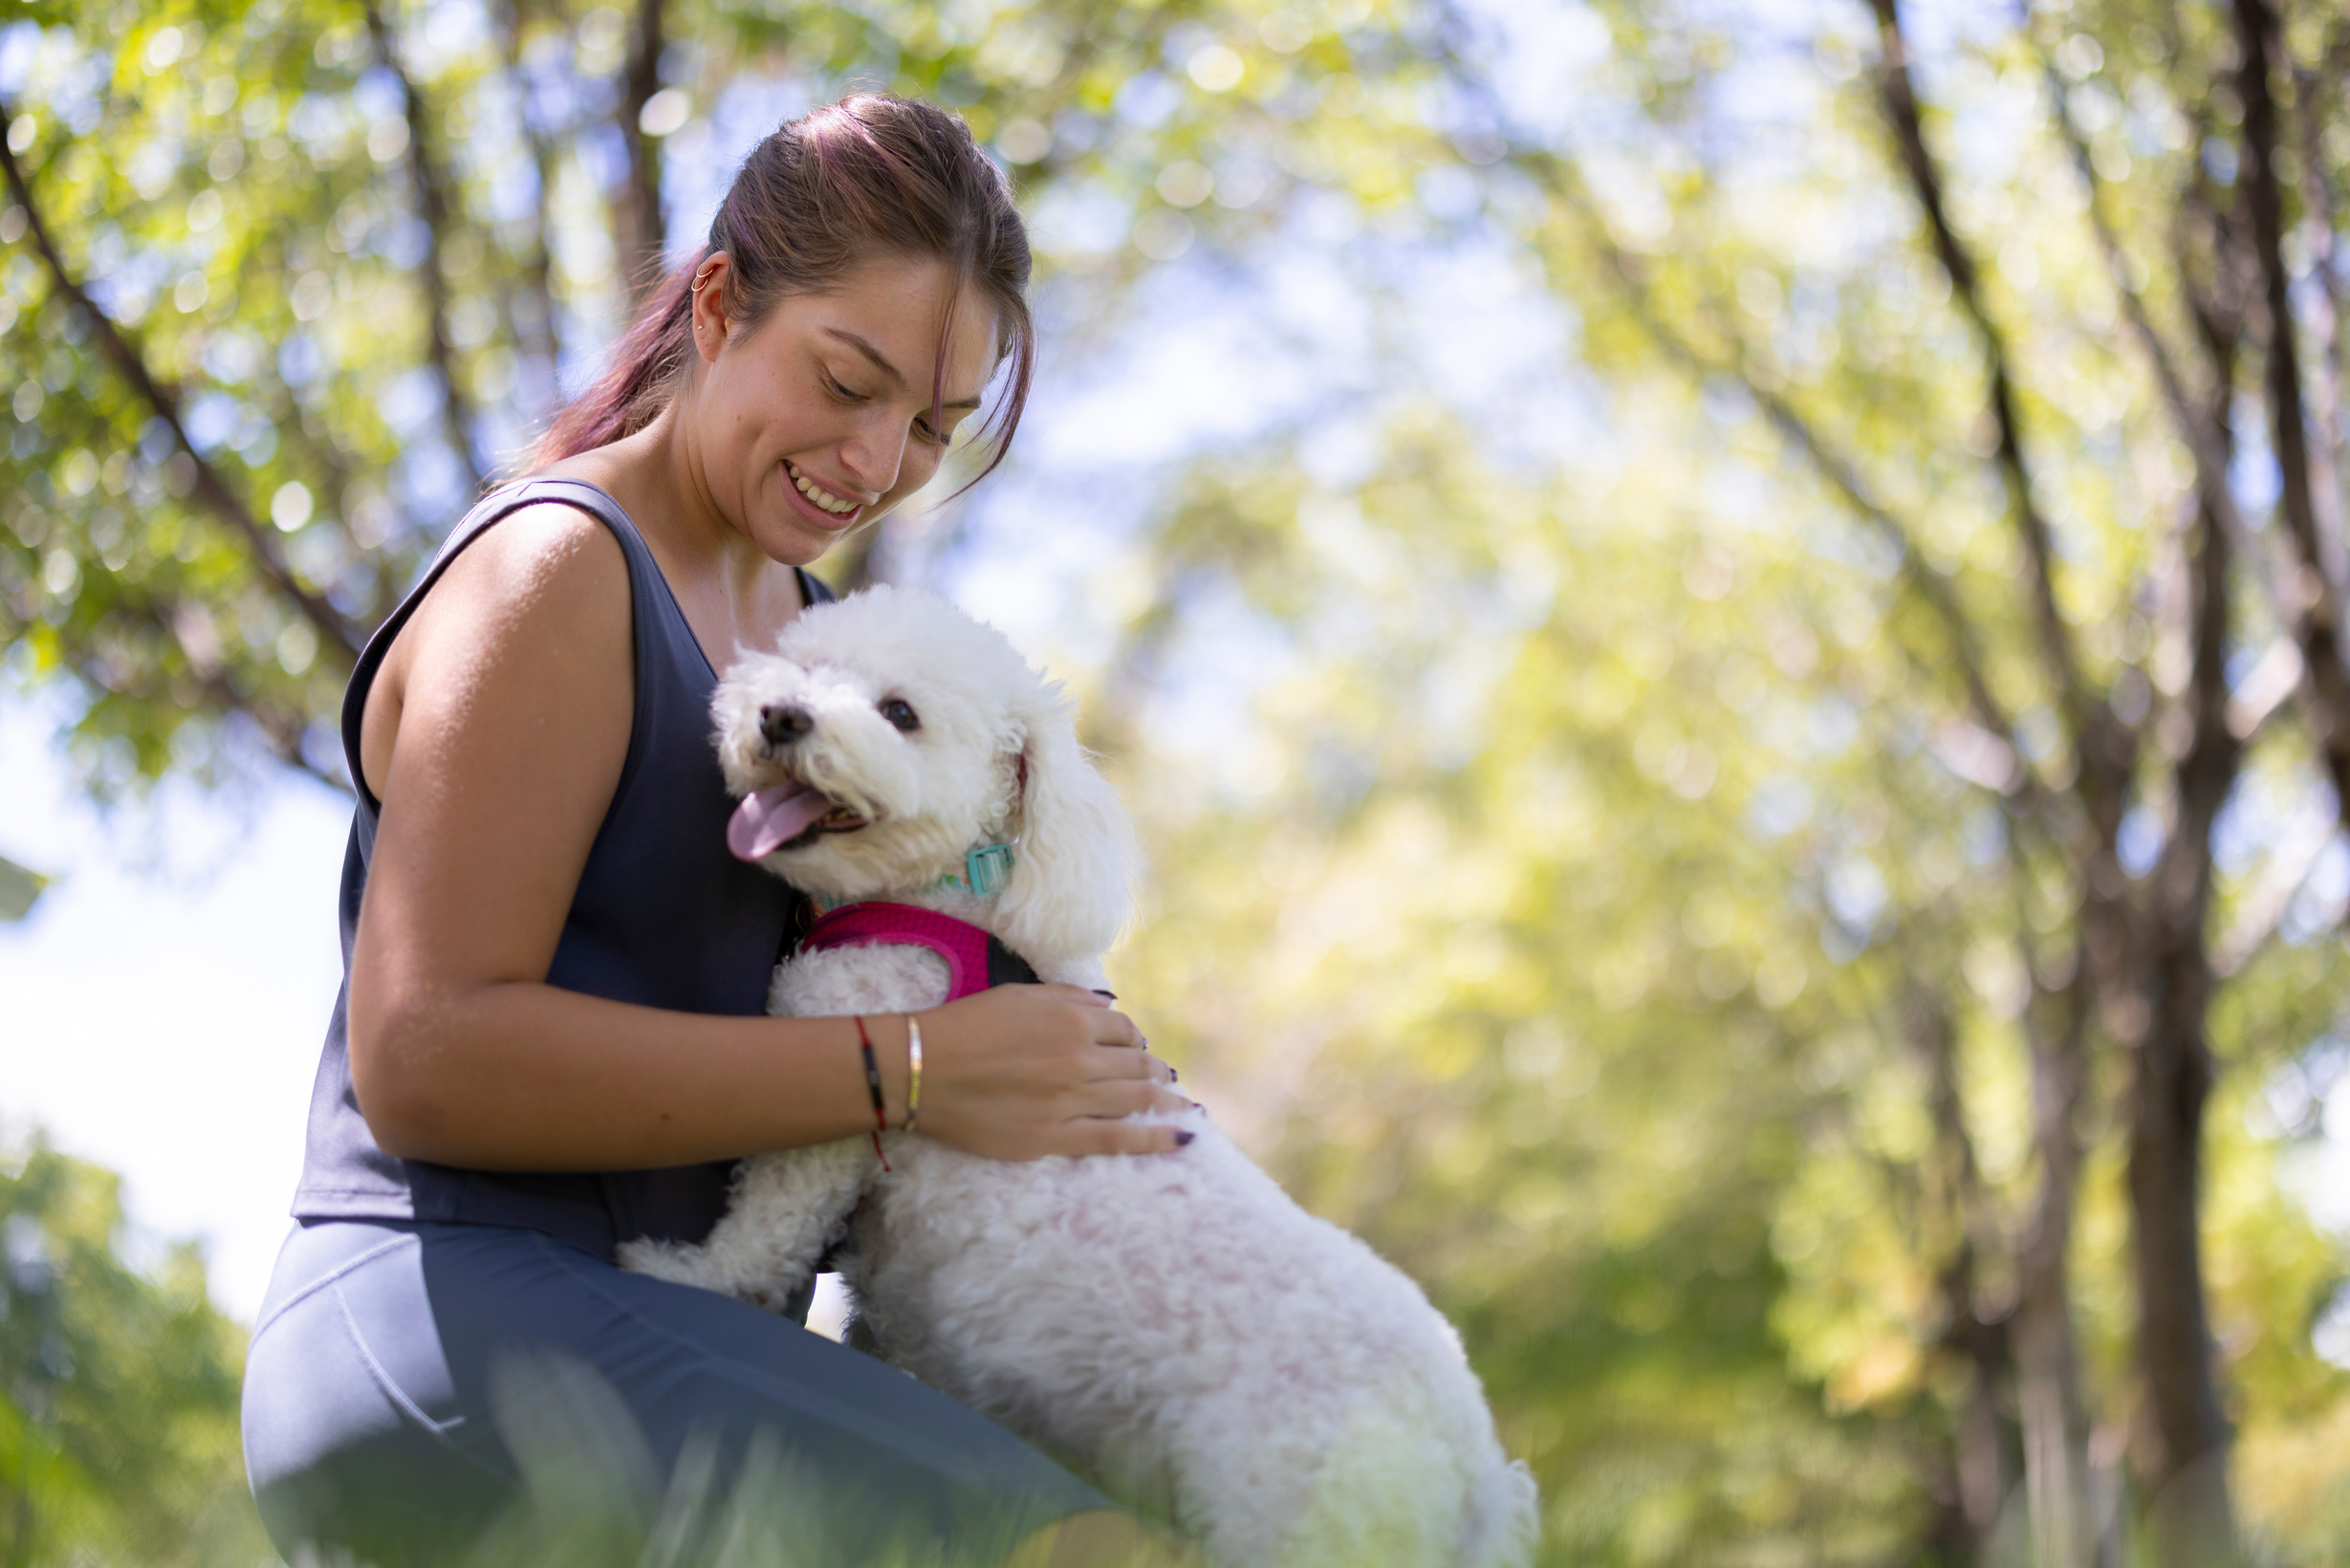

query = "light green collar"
[{"left": 813, "top": 843, "right": 1013, "bottom": 915}]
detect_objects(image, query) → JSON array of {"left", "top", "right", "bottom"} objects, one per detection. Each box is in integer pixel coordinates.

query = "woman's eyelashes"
[{"left": 820, "top": 367, "right": 949, "bottom": 447}]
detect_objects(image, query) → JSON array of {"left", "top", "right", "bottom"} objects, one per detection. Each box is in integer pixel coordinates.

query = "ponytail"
[{"left": 528, "top": 249, "right": 705, "bottom": 468}]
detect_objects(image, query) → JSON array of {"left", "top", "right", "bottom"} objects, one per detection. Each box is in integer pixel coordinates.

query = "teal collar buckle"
[{"left": 949, "top": 842, "right": 1015, "bottom": 897}]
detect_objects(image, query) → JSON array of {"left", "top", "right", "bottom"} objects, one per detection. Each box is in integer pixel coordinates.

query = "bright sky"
[{"left": 0, "top": 693, "right": 347, "bottom": 1318}]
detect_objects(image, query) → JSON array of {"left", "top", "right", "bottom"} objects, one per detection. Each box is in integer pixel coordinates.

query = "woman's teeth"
[{"left": 789, "top": 463, "right": 859, "bottom": 516}]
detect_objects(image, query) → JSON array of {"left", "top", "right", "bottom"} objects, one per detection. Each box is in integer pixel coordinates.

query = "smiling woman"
[
  {"left": 237, "top": 94, "right": 1191, "bottom": 1568},
  {"left": 585, "top": 250, "right": 1002, "bottom": 567},
  {"left": 533, "top": 93, "right": 1034, "bottom": 502}
]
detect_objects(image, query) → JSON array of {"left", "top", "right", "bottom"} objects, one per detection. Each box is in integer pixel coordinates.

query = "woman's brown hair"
[{"left": 530, "top": 93, "right": 1034, "bottom": 485}]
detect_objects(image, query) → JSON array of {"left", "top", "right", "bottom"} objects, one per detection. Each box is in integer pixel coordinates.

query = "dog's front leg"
[{"left": 619, "top": 1139, "right": 879, "bottom": 1311}]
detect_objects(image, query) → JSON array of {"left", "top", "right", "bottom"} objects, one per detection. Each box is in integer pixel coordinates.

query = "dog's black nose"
[{"left": 760, "top": 705, "right": 815, "bottom": 745}]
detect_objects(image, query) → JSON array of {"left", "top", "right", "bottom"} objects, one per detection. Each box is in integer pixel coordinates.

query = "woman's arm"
[{"left": 346, "top": 503, "right": 1183, "bottom": 1171}]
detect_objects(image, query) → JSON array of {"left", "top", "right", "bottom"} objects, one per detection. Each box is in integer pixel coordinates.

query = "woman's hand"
[{"left": 904, "top": 985, "right": 1191, "bottom": 1160}]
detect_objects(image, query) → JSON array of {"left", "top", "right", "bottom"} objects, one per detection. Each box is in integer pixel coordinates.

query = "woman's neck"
[{"left": 548, "top": 404, "right": 806, "bottom": 660}]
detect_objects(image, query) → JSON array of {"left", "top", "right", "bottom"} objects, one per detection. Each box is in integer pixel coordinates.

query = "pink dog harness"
[{"left": 798, "top": 902, "right": 1040, "bottom": 1001}]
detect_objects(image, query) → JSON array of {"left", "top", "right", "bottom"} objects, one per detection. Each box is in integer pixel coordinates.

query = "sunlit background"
[{"left": 6, "top": 0, "right": 2350, "bottom": 1562}]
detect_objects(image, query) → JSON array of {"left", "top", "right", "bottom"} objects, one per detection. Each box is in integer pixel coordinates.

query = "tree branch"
[
  {"left": 2148, "top": 2, "right": 2256, "bottom": 400},
  {"left": 495, "top": 0, "right": 567, "bottom": 384},
  {"left": 614, "top": 0, "right": 667, "bottom": 306},
  {"left": 54, "top": 578, "right": 348, "bottom": 792},
  {"left": 2045, "top": 64, "right": 2215, "bottom": 476},
  {"left": 2158, "top": 441, "right": 2245, "bottom": 944},
  {"left": 0, "top": 108, "right": 366, "bottom": 666},
  {"left": 2044, "top": 56, "right": 2350, "bottom": 820},
  {"left": 2233, "top": 0, "right": 2340, "bottom": 654},
  {"left": 1527, "top": 153, "right": 2032, "bottom": 792},
  {"left": 1867, "top": 0, "right": 2120, "bottom": 812},
  {"left": 1442, "top": 10, "right": 2069, "bottom": 829},
  {"left": 362, "top": 0, "right": 489, "bottom": 497},
  {"left": 2228, "top": 0, "right": 2350, "bottom": 832},
  {"left": 2292, "top": 33, "right": 2349, "bottom": 554}
]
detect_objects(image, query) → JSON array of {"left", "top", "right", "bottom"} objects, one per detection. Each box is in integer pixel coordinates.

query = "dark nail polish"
[{"left": 1168, "top": 1067, "right": 1179, "bottom": 1082}]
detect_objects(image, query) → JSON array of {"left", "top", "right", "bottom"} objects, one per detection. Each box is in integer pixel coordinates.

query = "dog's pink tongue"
[{"left": 727, "top": 783, "right": 826, "bottom": 861}]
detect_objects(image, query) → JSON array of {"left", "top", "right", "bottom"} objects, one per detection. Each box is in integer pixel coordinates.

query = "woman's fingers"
[
  {"left": 1079, "top": 1043, "right": 1170, "bottom": 1082},
  {"left": 1056, "top": 1117, "right": 1196, "bottom": 1158},
  {"left": 1019, "top": 984, "right": 1143, "bottom": 1049},
  {"left": 1084, "top": 1005, "right": 1145, "bottom": 1051},
  {"left": 1069, "top": 1080, "right": 1190, "bottom": 1121},
  {"left": 914, "top": 985, "right": 1189, "bottom": 1161}
]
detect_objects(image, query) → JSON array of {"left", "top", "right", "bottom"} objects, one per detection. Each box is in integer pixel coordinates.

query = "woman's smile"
[{"left": 783, "top": 459, "right": 867, "bottom": 527}]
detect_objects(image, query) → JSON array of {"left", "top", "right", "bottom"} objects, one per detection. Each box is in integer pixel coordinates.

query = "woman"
[{"left": 240, "top": 94, "right": 1190, "bottom": 1568}]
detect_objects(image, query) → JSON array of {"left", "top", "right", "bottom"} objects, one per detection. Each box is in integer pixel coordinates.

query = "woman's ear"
[
  {"left": 993, "top": 692, "right": 1139, "bottom": 966},
  {"left": 689, "top": 251, "right": 732, "bottom": 363}
]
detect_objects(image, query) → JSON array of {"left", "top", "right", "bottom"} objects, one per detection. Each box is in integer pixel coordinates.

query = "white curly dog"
[{"left": 621, "top": 584, "right": 1537, "bottom": 1568}]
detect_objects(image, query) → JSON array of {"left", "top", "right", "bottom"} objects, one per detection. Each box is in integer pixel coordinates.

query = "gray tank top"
[{"left": 291, "top": 478, "right": 834, "bottom": 1258}]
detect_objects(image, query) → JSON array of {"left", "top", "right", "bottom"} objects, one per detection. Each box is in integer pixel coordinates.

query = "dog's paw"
[
  {"left": 617, "top": 1237, "right": 712, "bottom": 1288},
  {"left": 621, "top": 1238, "right": 816, "bottom": 1316}
]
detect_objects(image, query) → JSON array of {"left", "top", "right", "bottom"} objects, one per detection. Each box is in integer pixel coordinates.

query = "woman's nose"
[{"left": 838, "top": 411, "right": 909, "bottom": 499}]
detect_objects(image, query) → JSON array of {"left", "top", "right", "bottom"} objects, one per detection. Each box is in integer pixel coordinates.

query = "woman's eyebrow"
[
  {"left": 821, "top": 327, "right": 985, "bottom": 411},
  {"left": 822, "top": 327, "right": 906, "bottom": 387}
]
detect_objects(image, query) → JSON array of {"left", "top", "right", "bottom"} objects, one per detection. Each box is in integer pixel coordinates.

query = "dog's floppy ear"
[{"left": 994, "top": 689, "right": 1139, "bottom": 965}]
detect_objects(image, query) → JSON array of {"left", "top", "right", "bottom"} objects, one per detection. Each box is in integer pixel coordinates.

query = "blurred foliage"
[
  {"left": 6, "top": 0, "right": 2350, "bottom": 1564},
  {"left": 0, "top": 852, "right": 45, "bottom": 919},
  {"left": 1104, "top": 423, "right": 1931, "bottom": 1562},
  {"left": 1101, "top": 409, "right": 2350, "bottom": 1563},
  {"left": 0, "top": 1137, "right": 269, "bottom": 1565}
]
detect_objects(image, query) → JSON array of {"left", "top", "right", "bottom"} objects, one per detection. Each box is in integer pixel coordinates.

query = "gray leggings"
[{"left": 240, "top": 1219, "right": 1109, "bottom": 1566}]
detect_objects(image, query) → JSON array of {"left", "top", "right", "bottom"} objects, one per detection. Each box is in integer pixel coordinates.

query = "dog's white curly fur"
[{"left": 619, "top": 584, "right": 1538, "bottom": 1568}]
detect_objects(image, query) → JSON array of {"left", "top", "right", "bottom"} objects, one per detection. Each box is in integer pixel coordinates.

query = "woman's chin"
[
  {"left": 748, "top": 507, "right": 850, "bottom": 568},
  {"left": 756, "top": 483, "right": 880, "bottom": 566}
]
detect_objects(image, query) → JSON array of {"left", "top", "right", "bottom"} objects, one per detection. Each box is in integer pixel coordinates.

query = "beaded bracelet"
[{"left": 854, "top": 1014, "right": 891, "bottom": 1171}]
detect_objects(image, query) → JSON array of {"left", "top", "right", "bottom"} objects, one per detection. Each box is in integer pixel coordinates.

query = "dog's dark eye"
[{"left": 880, "top": 698, "right": 920, "bottom": 732}]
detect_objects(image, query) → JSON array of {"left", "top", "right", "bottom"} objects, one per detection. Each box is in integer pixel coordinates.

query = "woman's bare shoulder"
[
  {"left": 398, "top": 497, "right": 638, "bottom": 664},
  {"left": 359, "top": 498, "right": 633, "bottom": 798},
  {"left": 446, "top": 495, "right": 627, "bottom": 596}
]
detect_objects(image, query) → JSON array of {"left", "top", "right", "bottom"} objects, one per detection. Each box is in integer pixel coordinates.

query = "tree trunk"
[
  {"left": 2127, "top": 448, "right": 2243, "bottom": 1568},
  {"left": 1945, "top": 1314, "right": 2015, "bottom": 1559},
  {"left": 2014, "top": 958, "right": 2099, "bottom": 1568},
  {"left": 1916, "top": 990, "right": 2020, "bottom": 1560},
  {"left": 614, "top": 0, "right": 668, "bottom": 305},
  {"left": 2126, "top": 983, "right": 2232, "bottom": 1568}
]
